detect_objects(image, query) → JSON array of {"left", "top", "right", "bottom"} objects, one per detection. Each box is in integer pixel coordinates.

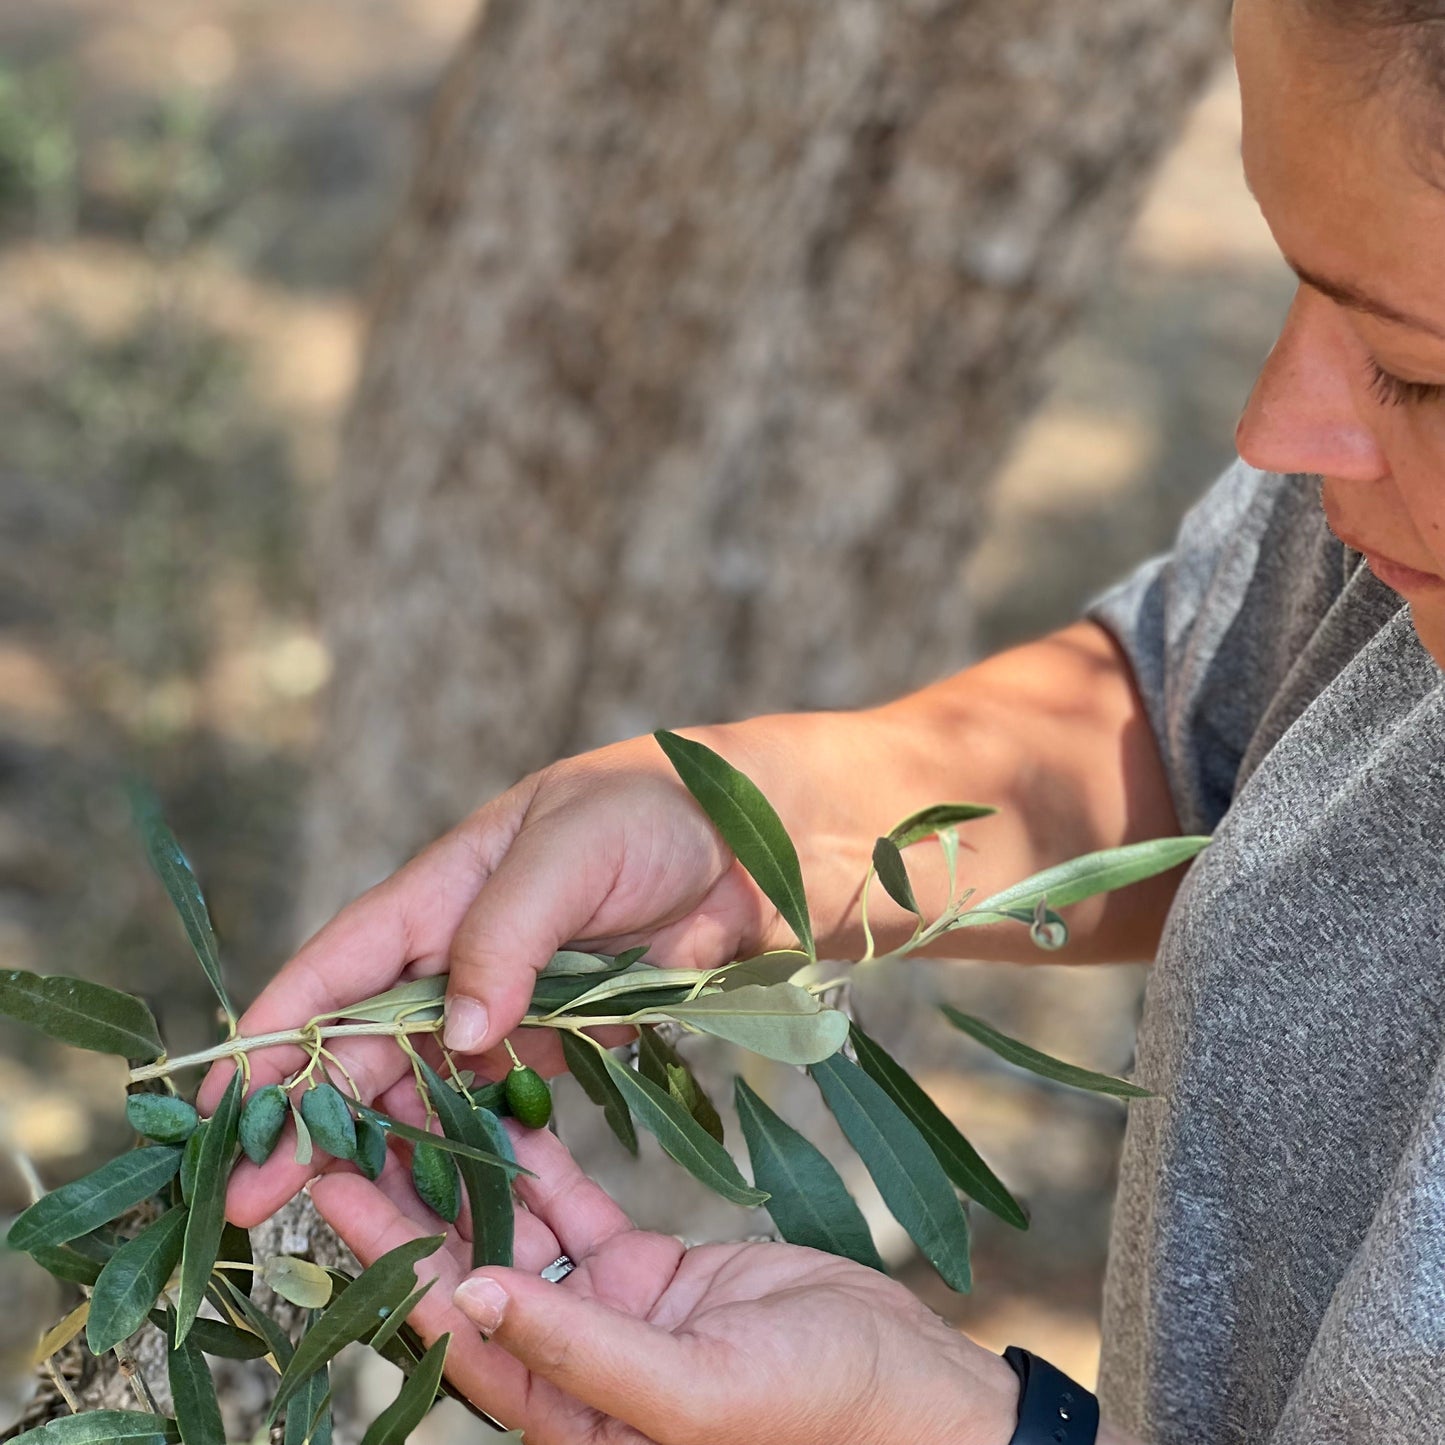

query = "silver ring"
[{"left": 540, "top": 1253, "right": 576, "bottom": 1284}]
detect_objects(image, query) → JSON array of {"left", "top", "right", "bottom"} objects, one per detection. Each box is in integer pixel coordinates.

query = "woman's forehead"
[{"left": 1233, "top": 0, "right": 1445, "bottom": 345}]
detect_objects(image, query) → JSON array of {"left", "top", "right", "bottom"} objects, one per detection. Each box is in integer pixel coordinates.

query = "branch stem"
[
  {"left": 126, "top": 975, "right": 844, "bottom": 1085},
  {"left": 126, "top": 1020, "right": 442, "bottom": 1083}
]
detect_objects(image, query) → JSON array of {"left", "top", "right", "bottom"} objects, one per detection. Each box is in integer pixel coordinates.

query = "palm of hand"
[
  {"left": 519, "top": 1235, "right": 956, "bottom": 1444},
  {"left": 310, "top": 1128, "right": 1011, "bottom": 1445}
]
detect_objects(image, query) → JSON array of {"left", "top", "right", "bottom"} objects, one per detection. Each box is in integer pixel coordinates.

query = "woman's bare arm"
[{"left": 694, "top": 618, "right": 1184, "bottom": 965}]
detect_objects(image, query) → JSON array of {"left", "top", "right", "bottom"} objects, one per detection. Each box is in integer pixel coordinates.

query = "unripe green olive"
[
  {"left": 411, "top": 1140, "right": 461, "bottom": 1221},
  {"left": 126, "top": 1093, "right": 199, "bottom": 1146},
  {"left": 238, "top": 1084, "right": 288, "bottom": 1166},
  {"left": 298, "top": 1082, "right": 357, "bottom": 1161},
  {"left": 504, "top": 1065, "right": 552, "bottom": 1129},
  {"left": 355, "top": 1116, "right": 388, "bottom": 1182}
]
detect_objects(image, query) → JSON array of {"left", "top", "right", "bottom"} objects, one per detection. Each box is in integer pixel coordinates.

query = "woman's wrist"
[{"left": 878, "top": 1334, "right": 1022, "bottom": 1445}]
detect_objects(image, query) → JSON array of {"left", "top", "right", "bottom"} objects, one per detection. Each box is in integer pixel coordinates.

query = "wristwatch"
[{"left": 1001, "top": 1346, "right": 1099, "bottom": 1445}]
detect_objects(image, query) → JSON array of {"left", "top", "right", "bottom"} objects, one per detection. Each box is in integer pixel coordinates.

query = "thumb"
[
  {"left": 452, "top": 1269, "right": 711, "bottom": 1437},
  {"left": 441, "top": 814, "right": 628, "bottom": 1054}
]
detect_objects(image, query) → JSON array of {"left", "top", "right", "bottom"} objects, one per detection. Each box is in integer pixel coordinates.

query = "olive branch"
[{"left": 0, "top": 732, "right": 1207, "bottom": 1445}]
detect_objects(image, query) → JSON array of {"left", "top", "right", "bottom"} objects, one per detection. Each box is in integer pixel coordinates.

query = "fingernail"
[
  {"left": 454, "top": 1276, "right": 509, "bottom": 1334},
  {"left": 444, "top": 997, "right": 489, "bottom": 1053}
]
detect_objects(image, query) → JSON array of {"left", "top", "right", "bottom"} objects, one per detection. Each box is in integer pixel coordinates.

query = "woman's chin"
[{"left": 1406, "top": 604, "right": 1445, "bottom": 670}]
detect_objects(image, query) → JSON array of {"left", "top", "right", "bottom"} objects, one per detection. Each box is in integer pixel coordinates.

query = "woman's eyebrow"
[{"left": 1286, "top": 256, "right": 1445, "bottom": 341}]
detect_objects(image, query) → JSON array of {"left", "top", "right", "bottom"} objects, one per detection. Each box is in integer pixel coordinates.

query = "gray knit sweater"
[{"left": 1087, "top": 460, "right": 1445, "bottom": 1444}]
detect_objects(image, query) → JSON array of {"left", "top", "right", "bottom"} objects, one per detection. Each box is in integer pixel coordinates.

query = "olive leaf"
[
  {"left": 353, "top": 1105, "right": 528, "bottom": 1177},
  {"left": 885, "top": 803, "right": 997, "bottom": 850},
  {"left": 368, "top": 1277, "right": 435, "bottom": 1356},
  {"left": 596, "top": 1045, "right": 765, "bottom": 1207},
  {"left": 734, "top": 1079, "right": 886, "bottom": 1272},
  {"left": 166, "top": 1306, "right": 226, "bottom": 1445},
  {"left": 269, "top": 1235, "right": 445, "bottom": 1418},
  {"left": 939, "top": 1006, "right": 1151, "bottom": 1098},
  {"left": 283, "top": 1312, "right": 332, "bottom": 1445},
  {"left": 148, "top": 1312, "right": 269, "bottom": 1361},
  {"left": 324, "top": 977, "right": 445, "bottom": 1025},
  {"left": 291, "top": 1102, "right": 314, "bottom": 1167},
  {"left": 655, "top": 730, "right": 815, "bottom": 959},
  {"left": 537, "top": 966, "right": 715, "bottom": 1019},
  {"left": 8, "top": 1147, "right": 182, "bottom": 1251},
  {"left": 871, "top": 837, "right": 921, "bottom": 917},
  {"left": 710, "top": 951, "right": 811, "bottom": 990},
  {"left": 415, "top": 1058, "right": 514, "bottom": 1269},
  {"left": 179, "top": 1124, "right": 206, "bottom": 1205},
  {"left": 212, "top": 1222, "right": 252, "bottom": 1297},
  {"left": 560, "top": 1031, "right": 637, "bottom": 1154},
  {"left": 636, "top": 1028, "right": 722, "bottom": 1143},
  {"left": 87, "top": 1207, "right": 188, "bottom": 1353},
  {"left": 130, "top": 788, "right": 236, "bottom": 1027},
  {"left": 957, "top": 835, "right": 1209, "bottom": 921},
  {"left": 849, "top": 1023, "right": 1026, "bottom": 1229},
  {"left": 0, "top": 970, "right": 164, "bottom": 1061},
  {"left": 664, "top": 983, "right": 849, "bottom": 1067},
  {"left": 539, "top": 949, "right": 642, "bottom": 979},
  {"left": 359, "top": 1334, "right": 449, "bottom": 1445},
  {"left": 7, "top": 1410, "right": 181, "bottom": 1445},
  {"left": 27, "top": 1230, "right": 117, "bottom": 1288},
  {"left": 810, "top": 1053, "right": 972, "bottom": 1292},
  {"left": 33, "top": 1301, "right": 90, "bottom": 1364},
  {"left": 175, "top": 1069, "right": 243, "bottom": 1342},
  {"left": 262, "top": 1256, "right": 335, "bottom": 1310},
  {"left": 216, "top": 1275, "right": 294, "bottom": 1366}
]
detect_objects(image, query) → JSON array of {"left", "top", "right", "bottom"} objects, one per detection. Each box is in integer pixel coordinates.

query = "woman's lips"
[
  {"left": 1363, "top": 551, "right": 1445, "bottom": 594},
  {"left": 1326, "top": 520, "right": 1445, "bottom": 593}
]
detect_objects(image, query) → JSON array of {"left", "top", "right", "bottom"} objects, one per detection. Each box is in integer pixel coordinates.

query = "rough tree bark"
[{"left": 303, "top": 0, "right": 1229, "bottom": 920}]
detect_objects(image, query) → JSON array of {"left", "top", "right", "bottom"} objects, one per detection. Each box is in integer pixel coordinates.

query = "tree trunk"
[{"left": 303, "top": 0, "right": 1227, "bottom": 919}]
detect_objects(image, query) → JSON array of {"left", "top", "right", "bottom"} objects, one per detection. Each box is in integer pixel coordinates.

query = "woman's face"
[{"left": 1233, "top": 0, "right": 1445, "bottom": 664}]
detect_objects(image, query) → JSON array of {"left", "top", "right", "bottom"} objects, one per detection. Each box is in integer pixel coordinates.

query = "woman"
[{"left": 207, "top": 0, "right": 1445, "bottom": 1439}]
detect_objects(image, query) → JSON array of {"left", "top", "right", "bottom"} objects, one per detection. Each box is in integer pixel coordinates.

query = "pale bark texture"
[{"left": 305, "top": 0, "right": 1229, "bottom": 915}]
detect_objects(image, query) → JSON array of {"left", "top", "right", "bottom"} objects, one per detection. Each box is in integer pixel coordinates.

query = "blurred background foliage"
[{"left": 1, "top": 0, "right": 1291, "bottom": 1412}]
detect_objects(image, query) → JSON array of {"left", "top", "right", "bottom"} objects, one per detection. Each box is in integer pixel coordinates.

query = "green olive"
[
  {"left": 411, "top": 1140, "right": 461, "bottom": 1221},
  {"left": 298, "top": 1082, "right": 358, "bottom": 1162},
  {"left": 504, "top": 1065, "right": 552, "bottom": 1129},
  {"left": 126, "top": 1093, "right": 199, "bottom": 1146},
  {"left": 238, "top": 1084, "right": 289, "bottom": 1166},
  {"left": 355, "top": 1116, "right": 388, "bottom": 1182}
]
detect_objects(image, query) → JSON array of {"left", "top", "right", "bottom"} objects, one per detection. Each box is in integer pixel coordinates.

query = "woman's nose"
[{"left": 1234, "top": 285, "right": 1388, "bottom": 482}]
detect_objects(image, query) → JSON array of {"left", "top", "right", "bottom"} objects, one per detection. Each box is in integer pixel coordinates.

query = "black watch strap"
[{"left": 1002, "top": 1346, "right": 1099, "bottom": 1445}]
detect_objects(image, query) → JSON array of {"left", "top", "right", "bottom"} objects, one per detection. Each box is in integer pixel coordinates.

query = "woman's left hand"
[{"left": 309, "top": 1126, "right": 1019, "bottom": 1445}]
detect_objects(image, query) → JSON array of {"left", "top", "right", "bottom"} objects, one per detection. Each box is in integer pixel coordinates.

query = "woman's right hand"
[{"left": 202, "top": 729, "right": 785, "bottom": 1227}]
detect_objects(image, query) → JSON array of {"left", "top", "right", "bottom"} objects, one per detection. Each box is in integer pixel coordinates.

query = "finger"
[
  {"left": 513, "top": 1210, "right": 564, "bottom": 1273},
  {"left": 453, "top": 1267, "right": 711, "bottom": 1439},
  {"left": 358, "top": 1096, "right": 559, "bottom": 1264},
  {"left": 199, "top": 810, "right": 520, "bottom": 1114},
  {"left": 308, "top": 1172, "right": 533, "bottom": 1420},
  {"left": 441, "top": 809, "right": 635, "bottom": 1055},
  {"left": 505, "top": 1127, "right": 632, "bottom": 1261}
]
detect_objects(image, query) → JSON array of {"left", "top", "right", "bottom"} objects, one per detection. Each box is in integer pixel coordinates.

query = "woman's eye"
[{"left": 1366, "top": 359, "right": 1445, "bottom": 408}]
